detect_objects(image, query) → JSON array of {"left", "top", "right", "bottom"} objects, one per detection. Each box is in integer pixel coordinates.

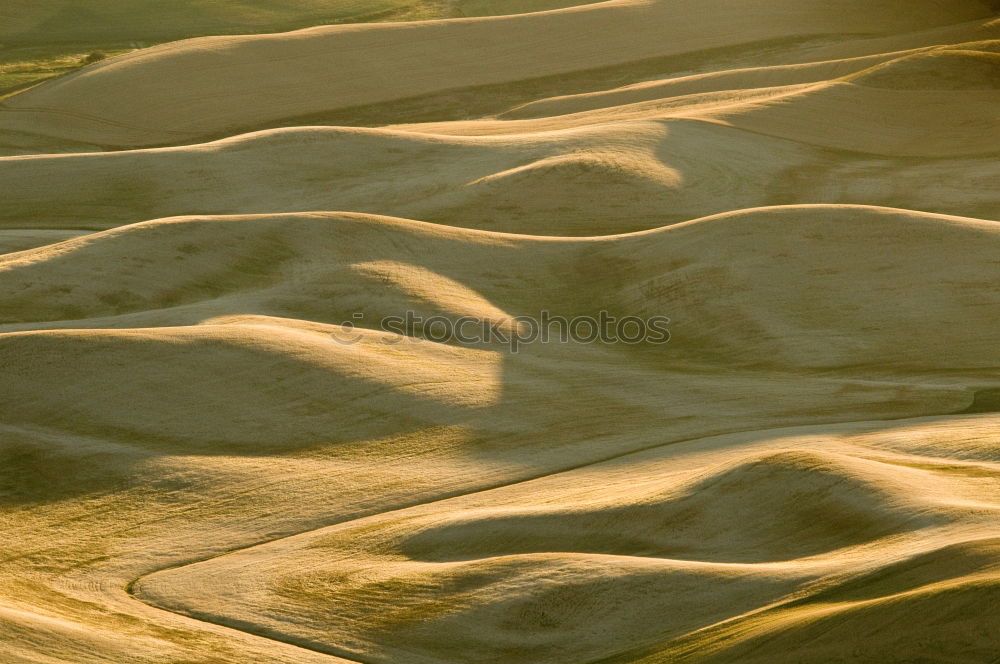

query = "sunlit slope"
[
  {"left": 2, "top": 207, "right": 997, "bottom": 663},
  {"left": 1, "top": 205, "right": 996, "bottom": 515},
  {"left": 0, "top": 0, "right": 993, "bottom": 147},
  {"left": 2, "top": 40, "right": 997, "bottom": 240},
  {"left": 133, "top": 416, "right": 1000, "bottom": 664},
  {"left": 501, "top": 41, "right": 1000, "bottom": 119},
  {"left": 389, "top": 44, "right": 999, "bottom": 157},
  {"left": 2, "top": 1, "right": 999, "bottom": 662},
  {"left": 1, "top": 121, "right": 997, "bottom": 239},
  {"left": 1, "top": 206, "right": 997, "bottom": 370}
]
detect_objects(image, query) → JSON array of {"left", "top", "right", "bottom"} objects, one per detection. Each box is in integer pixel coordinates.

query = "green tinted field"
[{"left": 0, "top": 45, "right": 132, "bottom": 98}]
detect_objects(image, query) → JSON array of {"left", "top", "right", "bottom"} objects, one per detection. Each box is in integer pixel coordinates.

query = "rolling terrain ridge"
[{"left": 1, "top": 1, "right": 998, "bottom": 663}]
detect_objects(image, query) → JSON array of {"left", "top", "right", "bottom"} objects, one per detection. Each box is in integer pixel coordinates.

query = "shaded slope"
[
  {"left": 0, "top": 0, "right": 606, "bottom": 46},
  {"left": 1, "top": 0, "right": 992, "bottom": 147},
  {"left": 502, "top": 41, "right": 1000, "bottom": 119},
  {"left": 1, "top": 206, "right": 997, "bottom": 370},
  {"left": 2, "top": 2, "right": 999, "bottom": 663},
  {"left": 627, "top": 540, "right": 1000, "bottom": 664},
  {"left": 4, "top": 120, "right": 997, "bottom": 238},
  {"left": 132, "top": 419, "right": 1000, "bottom": 664}
]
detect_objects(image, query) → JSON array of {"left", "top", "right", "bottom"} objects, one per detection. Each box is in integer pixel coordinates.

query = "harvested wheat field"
[{"left": 1, "top": 0, "right": 999, "bottom": 662}]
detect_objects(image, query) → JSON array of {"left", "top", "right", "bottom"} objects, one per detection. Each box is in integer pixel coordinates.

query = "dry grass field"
[{"left": 1, "top": 1, "right": 999, "bottom": 663}]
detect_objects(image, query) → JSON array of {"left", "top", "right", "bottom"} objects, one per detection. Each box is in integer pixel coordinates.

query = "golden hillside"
[{"left": 1, "top": 1, "right": 998, "bottom": 663}]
